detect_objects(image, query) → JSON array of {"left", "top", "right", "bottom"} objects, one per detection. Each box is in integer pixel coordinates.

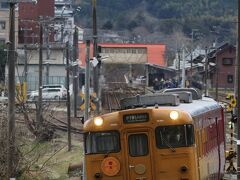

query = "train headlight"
[
  {"left": 170, "top": 111, "right": 179, "bottom": 120},
  {"left": 94, "top": 117, "right": 103, "bottom": 126}
]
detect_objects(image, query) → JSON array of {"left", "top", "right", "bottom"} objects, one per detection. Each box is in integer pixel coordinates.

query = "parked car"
[
  {"left": 43, "top": 84, "right": 66, "bottom": 90},
  {"left": 29, "top": 88, "right": 67, "bottom": 100},
  {"left": 0, "top": 96, "right": 8, "bottom": 104},
  {"left": 135, "top": 76, "right": 146, "bottom": 84}
]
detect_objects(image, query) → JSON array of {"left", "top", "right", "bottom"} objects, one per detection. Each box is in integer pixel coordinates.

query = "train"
[{"left": 82, "top": 88, "right": 225, "bottom": 180}]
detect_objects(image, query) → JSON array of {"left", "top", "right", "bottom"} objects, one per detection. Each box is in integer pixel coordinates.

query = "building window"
[
  {"left": 1, "top": 3, "right": 9, "bottom": 9},
  {"left": 109, "top": 48, "right": 114, "bottom": 53},
  {"left": 222, "top": 58, "right": 233, "bottom": 65},
  {"left": 227, "top": 75, "right": 233, "bottom": 83},
  {"left": 137, "top": 48, "right": 147, "bottom": 54},
  {"left": 0, "top": 21, "right": 6, "bottom": 30},
  {"left": 0, "top": 39, "right": 5, "bottom": 45}
]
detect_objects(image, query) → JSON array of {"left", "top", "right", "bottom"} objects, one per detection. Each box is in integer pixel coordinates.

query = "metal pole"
[
  {"left": 73, "top": 26, "right": 79, "bottom": 117},
  {"left": 145, "top": 64, "right": 149, "bottom": 87},
  {"left": 129, "top": 64, "right": 133, "bottom": 82},
  {"left": 46, "top": 62, "right": 49, "bottom": 84},
  {"left": 92, "top": 0, "right": 100, "bottom": 114},
  {"left": 178, "top": 50, "right": 181, "bottom": 85},
  {"left": 83, "top": 40, "right": 91, "bottom": 180},
  {"left": 181, "top": 48, "right": 185, "bottom": 88},
  {"left": 237, "top": 0, "right": 240, "bottom": 177},
  {"left": 190, "top": 31, "right": 193, "bottom": 76},
  {"left": 84, "top": 40, "right": 90, "bottom": 121},
  {"left": 37, "top": 19, "right": 43, "bottom": 131},
  {"left": 23, "top": 44, "right": 28, "bottom": 101},
  {"left": 66, "top": 41, "right": 71, "bottom": 151},
  {"left": 215, "top": 58, "right": 219, "bottom": 101},
  {"left": 204, "top": 47, "right": 208, "bottom": 96},
  {"left": 46, "top": 29, "right": 50, "bottom": 84},
  {"left": 7, "top": 2, "right": 16, "bottom": 178}
]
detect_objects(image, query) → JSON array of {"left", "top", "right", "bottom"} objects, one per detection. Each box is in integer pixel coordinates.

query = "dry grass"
[{"left": 0, "top": 102, "right": 84, "bottom": 179}]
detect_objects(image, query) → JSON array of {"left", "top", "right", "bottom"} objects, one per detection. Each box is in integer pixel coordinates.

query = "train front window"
[
  {"left": 156, "top": 124, "right": 194, "bottom": 149},
  {"left": 84, "top": 131, "right": 120, "bottom": 154},
  {"left": 128, "top": 134, "right": 149, "bottom": 156}
]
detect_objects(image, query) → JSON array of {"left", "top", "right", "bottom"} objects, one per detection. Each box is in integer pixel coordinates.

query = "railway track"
[{"left": 102, "top": 82, "right": 145, "bottom": 112}]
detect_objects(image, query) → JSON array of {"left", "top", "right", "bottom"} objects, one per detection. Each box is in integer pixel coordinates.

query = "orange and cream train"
[{"left": 83, "top": 88, "right": 225, "bottom": 180}]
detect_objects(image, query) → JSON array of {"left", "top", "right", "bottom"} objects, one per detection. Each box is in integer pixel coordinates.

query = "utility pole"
[
  {"left": 36, "top": 18, "right": 43, "bottom": 131},
  {"left": 5, "top": 1, "right": 35, "bottom": 177},
  {"left": 237, "top": 0, "right": 240, "bottom": 178},
  {"left": 45, "top": 26, "right": 50, "bottom": 84},
  {"left": 23, "top": 44, "right": 28, "bottom": 101},
  {"left": 66, "top": 41, "right": 71, "bottom": 151},
  {"left": 190, "top": 29, "right": 198, "bottom": 76},
  {"left": 73, "top": 26, "right": 79, "bottom": 117},
  {"left": 181, "top": 48, "right": 186, "bottom": 88},
  {"left": 84, "top": 40, "right": 90, "bottom": 121},
  {"left": 92, "top": 0, "right": 100, "bottom": 114},
  {"left": 83, "top": 40, "right": 91, "bottom": 180},
  {"left": 190, "top": 31, "right": 193, "bottom": 77},
  {"left": 22, "top": 25, "right": 32, "bottom": 101},
  {"left": 145, "top": 64, "right": 149, "bottom": 87},
  {"left": 177, "top": 49, "right": 181, "bottom": 85},
  {"left": 215, "top": 58, "right": 219, "bottom": 101},
  {"left": 204, "top": 47, "right": 208, "bottom": 96},
  {"left": 7, "top": 2, "right": 16, "bottom": 178}
]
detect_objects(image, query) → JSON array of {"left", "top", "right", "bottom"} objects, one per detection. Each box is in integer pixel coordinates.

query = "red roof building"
[{"left": 79, "top": 43, "right": 166, "bottom": 67}]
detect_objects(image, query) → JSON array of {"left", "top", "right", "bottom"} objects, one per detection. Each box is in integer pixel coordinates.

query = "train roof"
[
  {"left": 120, "top": 88, "right": 221, "bottom": 117},
  {"left": 173, "top": 96, "right": 221, "bottom": 117}
]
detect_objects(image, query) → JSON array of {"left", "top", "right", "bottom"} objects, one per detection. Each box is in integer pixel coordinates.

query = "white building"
[{"left": 54, "top": 0, "right": 83, "bottom": 43}]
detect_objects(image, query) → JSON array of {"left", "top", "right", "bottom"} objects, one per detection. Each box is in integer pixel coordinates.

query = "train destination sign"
[{"left": 123, "top": 113, "right": 149, "bottom": 123}]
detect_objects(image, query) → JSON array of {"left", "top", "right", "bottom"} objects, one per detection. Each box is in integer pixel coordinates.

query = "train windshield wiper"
[{"left": 160, "top": 132, "right": 176, "bottom": 152}]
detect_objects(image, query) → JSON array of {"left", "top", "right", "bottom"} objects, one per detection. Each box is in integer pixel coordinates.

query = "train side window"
[
  {"left": 128, "top": 134, "right": 148, "bottom": 157},
  {"left": 186, "top": 124, "right": 195, "bottom": 145}
]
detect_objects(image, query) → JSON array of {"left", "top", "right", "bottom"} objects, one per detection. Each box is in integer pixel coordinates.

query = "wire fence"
[{"left": 1, "top": 75, "right": 67, "bottom": 96}]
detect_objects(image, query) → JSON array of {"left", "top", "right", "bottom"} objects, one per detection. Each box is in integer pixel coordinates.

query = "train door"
[{"left": 126, "top": 131, "right": 154, "bottom": 180}]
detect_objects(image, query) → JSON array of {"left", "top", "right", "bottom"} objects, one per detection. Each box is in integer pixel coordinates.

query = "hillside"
[{"left": 73, "top": 0, "right": 237, "bottom": 47}]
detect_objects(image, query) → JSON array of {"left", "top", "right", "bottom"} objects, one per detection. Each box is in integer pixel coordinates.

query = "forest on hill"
[{"left": 73, "top": 0, "right": 237, "bottom": 52}]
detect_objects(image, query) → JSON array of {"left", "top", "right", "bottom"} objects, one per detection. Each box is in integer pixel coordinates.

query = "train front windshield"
[
  {"left": 84, "top": 131, "right": 120, "bottom": 154},
  {"left": 156, "top": 124, "right": 194, "bottom": 148}
]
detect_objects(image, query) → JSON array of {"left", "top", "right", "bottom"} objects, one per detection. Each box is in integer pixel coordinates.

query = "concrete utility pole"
[
  {"left": 73, "top": 26, "right": 79, "bottom": 117},
  {"left": 23, "top": 44, "right": 28, "bottom": 101},
  {"left": 7, "top": 2, "right": 16, "bottom": 178},
  {"left": 84, "top": 40, "right": 90, "bottom": 121},
  {"left": 37, "top": 18, "right": 43, "bottom": 131},
  {"left": 204, "top": 47, "right": 208, "bottom": 96},
  {"left": 215, "top": 56, "right": 219, "bottom": 101},
  {"left": 190, "top": 29, "right": 198, "bottom": 76},
  {"left": 83, "top": 40, "right": 91, "bottom": 180},
  {"left": 190, "top": 31, "right": 194, "bottom": 76},
  {"left": 181, "top": 48, "right": 186, "bottom": 88},
  {"left": 237, "top": 0, "right": 240, "bottom": 178},
  {"left": 45, "top": 26, "right": 50, "bottom": 84},
  {"left": 177, "top": 49, "right": 181, "bottom": 84},
  {"left": 92, "top": 0, "right": 100, "bottom": 114},
  {"left": 5, "top": 1, "right": 35, "bottom": 178},
  {"left": 66, "top": 41, "right": 71, "bottom": 151},
  {"left": 22, "top": 26, "right": 32, "bottom": 101}
]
